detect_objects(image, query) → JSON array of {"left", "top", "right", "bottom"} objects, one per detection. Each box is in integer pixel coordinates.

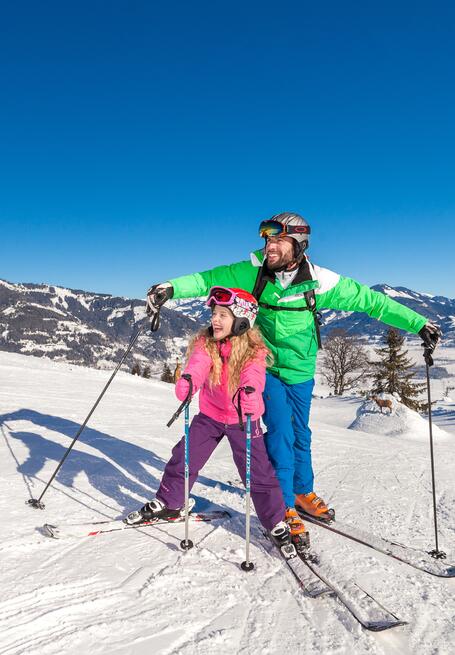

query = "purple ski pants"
[{"left": 156, "top": 412, "right": 286, "bottom": 531}]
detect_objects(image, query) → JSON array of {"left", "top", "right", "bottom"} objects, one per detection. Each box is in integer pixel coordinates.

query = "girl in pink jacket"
[{"left": 127, "top": 287, "right": 306, "bottom": 542}]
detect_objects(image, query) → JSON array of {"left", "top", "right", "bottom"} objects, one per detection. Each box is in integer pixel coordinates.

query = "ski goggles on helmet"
[
  {"left": 206, "top": 286, "right": 237, "bottom": 307},
  {"left": 206, "top": 286, "right": 259, "bottom": 335},
  {"left": 259, "top": 219, "right": 311, "bottom": 239}
]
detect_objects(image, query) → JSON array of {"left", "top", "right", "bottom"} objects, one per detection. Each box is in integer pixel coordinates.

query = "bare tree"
[{"left": 320, "top": 329, "right": 370, "bottom": 395}]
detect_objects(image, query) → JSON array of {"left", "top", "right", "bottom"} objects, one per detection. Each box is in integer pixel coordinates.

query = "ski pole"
[
  {"left": 241, "top": 413, "right": 254, "bottom": 572},
  {"left": 232, "top": 385, "right": 256, "bottom": 572},
  {"left": 166, "top": 372, "right": 193, "bottom": 428},
  {"left": 27, "top": 311, "right": 158, "bottom": 510},
  {"left": 167, "top": 374, "right": 194, "bottom": 551},
  {"left": 423, "top": 346, "right": 446, "bottom": 560},
  {"left": 180, "top": 397, "right": 193, "bottom": 551}
]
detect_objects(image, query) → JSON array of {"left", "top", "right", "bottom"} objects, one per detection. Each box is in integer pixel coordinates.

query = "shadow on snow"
[{"left": 0, "top": 409, "right": 244, "bottom": 518}]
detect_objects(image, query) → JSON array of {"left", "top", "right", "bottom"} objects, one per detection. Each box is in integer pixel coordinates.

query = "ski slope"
[{"left": 0, "top": 351, "right": 454, "bottom": 655}]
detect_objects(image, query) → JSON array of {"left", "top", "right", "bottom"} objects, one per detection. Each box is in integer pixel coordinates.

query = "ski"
[
  {"left": 44, "top": 510, "right": 230, "bottom": 539},
  {"left": 296, "top": 509, "right": 455, "bottom": 578},
  {"left": 265, "top": 535, "right": 405, "bottom": 630},
  {"left": 265, "top": 537, "right": 331, "bottom": 598},
  {"left": 300, "top": 550, "right": 406, "bottom": 631}
]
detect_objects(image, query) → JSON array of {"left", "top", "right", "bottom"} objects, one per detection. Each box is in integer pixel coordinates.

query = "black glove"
[
  {"left": 146, "top": 283, "right": 173, "bottom": 317},
  {"left": 419, "top": 322, "right": 442, "bottom": 366}
]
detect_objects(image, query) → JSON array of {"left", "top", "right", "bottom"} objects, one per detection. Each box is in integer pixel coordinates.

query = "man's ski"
[
  {"left": 265, "top": 535, "right": 405, "bottom": 631},
  {"left": 44, "top": 510, "right": 230, "bottom": 539},
  {"left": 297, "top": 510, "right": 455, "bottom": 578}
]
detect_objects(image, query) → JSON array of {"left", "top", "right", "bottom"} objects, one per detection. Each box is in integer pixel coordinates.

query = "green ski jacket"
[{"left": 169, "top": 250, "right": 427, "bottom": 384}]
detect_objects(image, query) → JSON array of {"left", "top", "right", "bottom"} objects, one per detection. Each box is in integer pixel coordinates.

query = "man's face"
[{"left": 265, "top": 236, "right": 295, "bottom": 270}]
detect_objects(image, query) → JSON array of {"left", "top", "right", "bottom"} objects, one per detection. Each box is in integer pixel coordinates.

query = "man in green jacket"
[{"left": 146, "top": 212, "right": 440, "bottom": 529}]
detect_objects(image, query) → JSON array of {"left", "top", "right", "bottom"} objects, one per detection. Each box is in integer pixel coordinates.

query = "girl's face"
[{"left": 211, "top": 305, "right": 234, "bottom": 340}]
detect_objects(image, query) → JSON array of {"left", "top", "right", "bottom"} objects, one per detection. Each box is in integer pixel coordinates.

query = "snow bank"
[{"left": 348, "top": 394, "right": 450, "bottom": 442}]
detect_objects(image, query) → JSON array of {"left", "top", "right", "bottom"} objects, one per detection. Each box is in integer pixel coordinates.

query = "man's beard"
[{"left": 266, "top": 252, "right": 297, "bottom": 271}]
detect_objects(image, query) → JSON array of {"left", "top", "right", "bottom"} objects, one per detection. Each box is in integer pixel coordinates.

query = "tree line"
[{"left": 131, "top": 359, "right": 181, "bottom": 384}]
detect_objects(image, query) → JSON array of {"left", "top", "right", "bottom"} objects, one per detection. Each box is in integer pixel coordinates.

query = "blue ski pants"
[{"left": 262, "top": 373, "right": 315, "bottom": 507}]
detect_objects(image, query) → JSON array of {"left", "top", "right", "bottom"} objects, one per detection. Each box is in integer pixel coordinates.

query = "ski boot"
[
  {"left": 285, "top": 507, "right": 310, "bottom": 554},
  {"left": 269, "top": 521, "right": 297, "bottom": 559},
  {"left": 124, "top": 498, "right": 195, "bottom": 526},
  {"left": 295, "top": 492, "right": 335, "bottom": 522}
]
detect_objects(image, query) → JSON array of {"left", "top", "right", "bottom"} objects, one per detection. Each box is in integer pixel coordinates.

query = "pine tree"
[
  {"left": 142, "top": 365, "right": 151, "bottom": 379},
  {"left": 371, "top": 328, "right": 427, "bottom": 411},
  {"left": 161, "top": 362, "right": 174, "bottom": 383}
]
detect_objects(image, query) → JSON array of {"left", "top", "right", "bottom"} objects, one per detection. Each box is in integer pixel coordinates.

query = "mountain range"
[{"left": 1, "top": 278, "right": 454, "bottom": 373}]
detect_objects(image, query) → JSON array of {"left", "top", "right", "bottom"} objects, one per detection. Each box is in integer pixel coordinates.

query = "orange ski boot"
[
  {"left": 285, "top": 507, "right": 310, "bottom": 553},
  {"left": 295, "top": 492, "right": 335, "bottom": 522}
]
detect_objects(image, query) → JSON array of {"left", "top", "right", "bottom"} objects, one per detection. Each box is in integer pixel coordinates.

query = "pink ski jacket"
[{"left": 175, "top": 338, "right": 267, "bottom": 424}]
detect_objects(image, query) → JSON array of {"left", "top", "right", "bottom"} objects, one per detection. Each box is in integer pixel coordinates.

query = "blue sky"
[{"left": 1, "top": 1, "right": 454, "bottom": 299}]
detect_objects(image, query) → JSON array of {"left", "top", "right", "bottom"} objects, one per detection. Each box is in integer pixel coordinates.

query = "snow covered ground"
[{"left": 1, "top": 350, "right": 454, "bottom": 655}]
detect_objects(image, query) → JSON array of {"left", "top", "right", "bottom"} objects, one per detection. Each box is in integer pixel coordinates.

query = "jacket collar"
[{"left": 250, "top": 249, "right": 316, "bottom": 287}]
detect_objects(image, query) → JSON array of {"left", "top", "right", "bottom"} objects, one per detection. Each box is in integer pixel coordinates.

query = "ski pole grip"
[
  {"left": 181, "top": 373, "right": 193, "bottom": 402},
  {"left": 167, "top": 374, "right": 193, "bottom": 428}
]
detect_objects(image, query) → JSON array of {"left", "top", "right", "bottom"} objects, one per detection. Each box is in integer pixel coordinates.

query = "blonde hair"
[{"left": 187, "top": 326, "right": 272, "bottom": 393}]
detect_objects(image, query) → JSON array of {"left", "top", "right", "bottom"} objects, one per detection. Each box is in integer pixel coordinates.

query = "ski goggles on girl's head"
[
  {"left": 259, "top": 219, "right": 311, "bottom": 239},
  {"left": 206, "top": 286, "right": 236, "bottom": 307}
]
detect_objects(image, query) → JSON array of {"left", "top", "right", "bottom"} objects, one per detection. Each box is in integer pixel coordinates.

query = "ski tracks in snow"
[{"left": 0, "top": 525, "right": 219, "bottom": 655}]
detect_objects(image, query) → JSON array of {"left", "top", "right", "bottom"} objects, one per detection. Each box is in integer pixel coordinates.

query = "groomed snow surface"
[{"left": 0, "top": 351, "right": 454, "bottom": 655}]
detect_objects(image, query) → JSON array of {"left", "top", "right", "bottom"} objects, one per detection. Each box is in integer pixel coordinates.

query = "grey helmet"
[{"left": 260, "top": 212, "right": 311, "bottom": 262}]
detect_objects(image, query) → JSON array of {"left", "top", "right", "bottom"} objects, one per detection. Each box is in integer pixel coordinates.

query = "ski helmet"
[
  {"left": 206, "top": 287, "right": 258, "bottom": 336},
  {"left": 259, "top": 212, "right": 311, "bottom": 262}
]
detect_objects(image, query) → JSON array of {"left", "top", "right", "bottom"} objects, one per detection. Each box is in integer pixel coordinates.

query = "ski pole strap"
[
  {"left": 232, "top": 386, "right": 255, "bottom": 431},
  {"left": 423, "top": 347, "right": 434, "bottom": 367},
  {"left": 150, "top": 308, "right": 161, "bottom": 332},
  {"left": 232, "top": 388, "right": 244, "bottom": 430},
  {"left": 167, "top": 374, "right": 193, "bottom": 428}
]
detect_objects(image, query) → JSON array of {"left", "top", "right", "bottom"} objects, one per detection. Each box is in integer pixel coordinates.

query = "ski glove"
[
  {"left": 146, "top": 282, "right": 173, "bottom": 317},
  {"left": 419, "top": 322, "right": 441, "bottom": 366},
  {"left": 175, "top": 376, "right": 191, "bottom": 401}
]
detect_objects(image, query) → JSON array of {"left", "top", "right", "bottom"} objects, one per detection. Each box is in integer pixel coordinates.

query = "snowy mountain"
[
  {"left": 1, "top": 279, "right": 454, "bottom": 374},
  {"left": 167, "top": 297, "right": 211, "bottom": 323},
  {"left": 318, "top": 284, "right": 455, "bottom": 341},
  {"left": 0, "top": 279, "right": 200, "bottom": 374}
]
